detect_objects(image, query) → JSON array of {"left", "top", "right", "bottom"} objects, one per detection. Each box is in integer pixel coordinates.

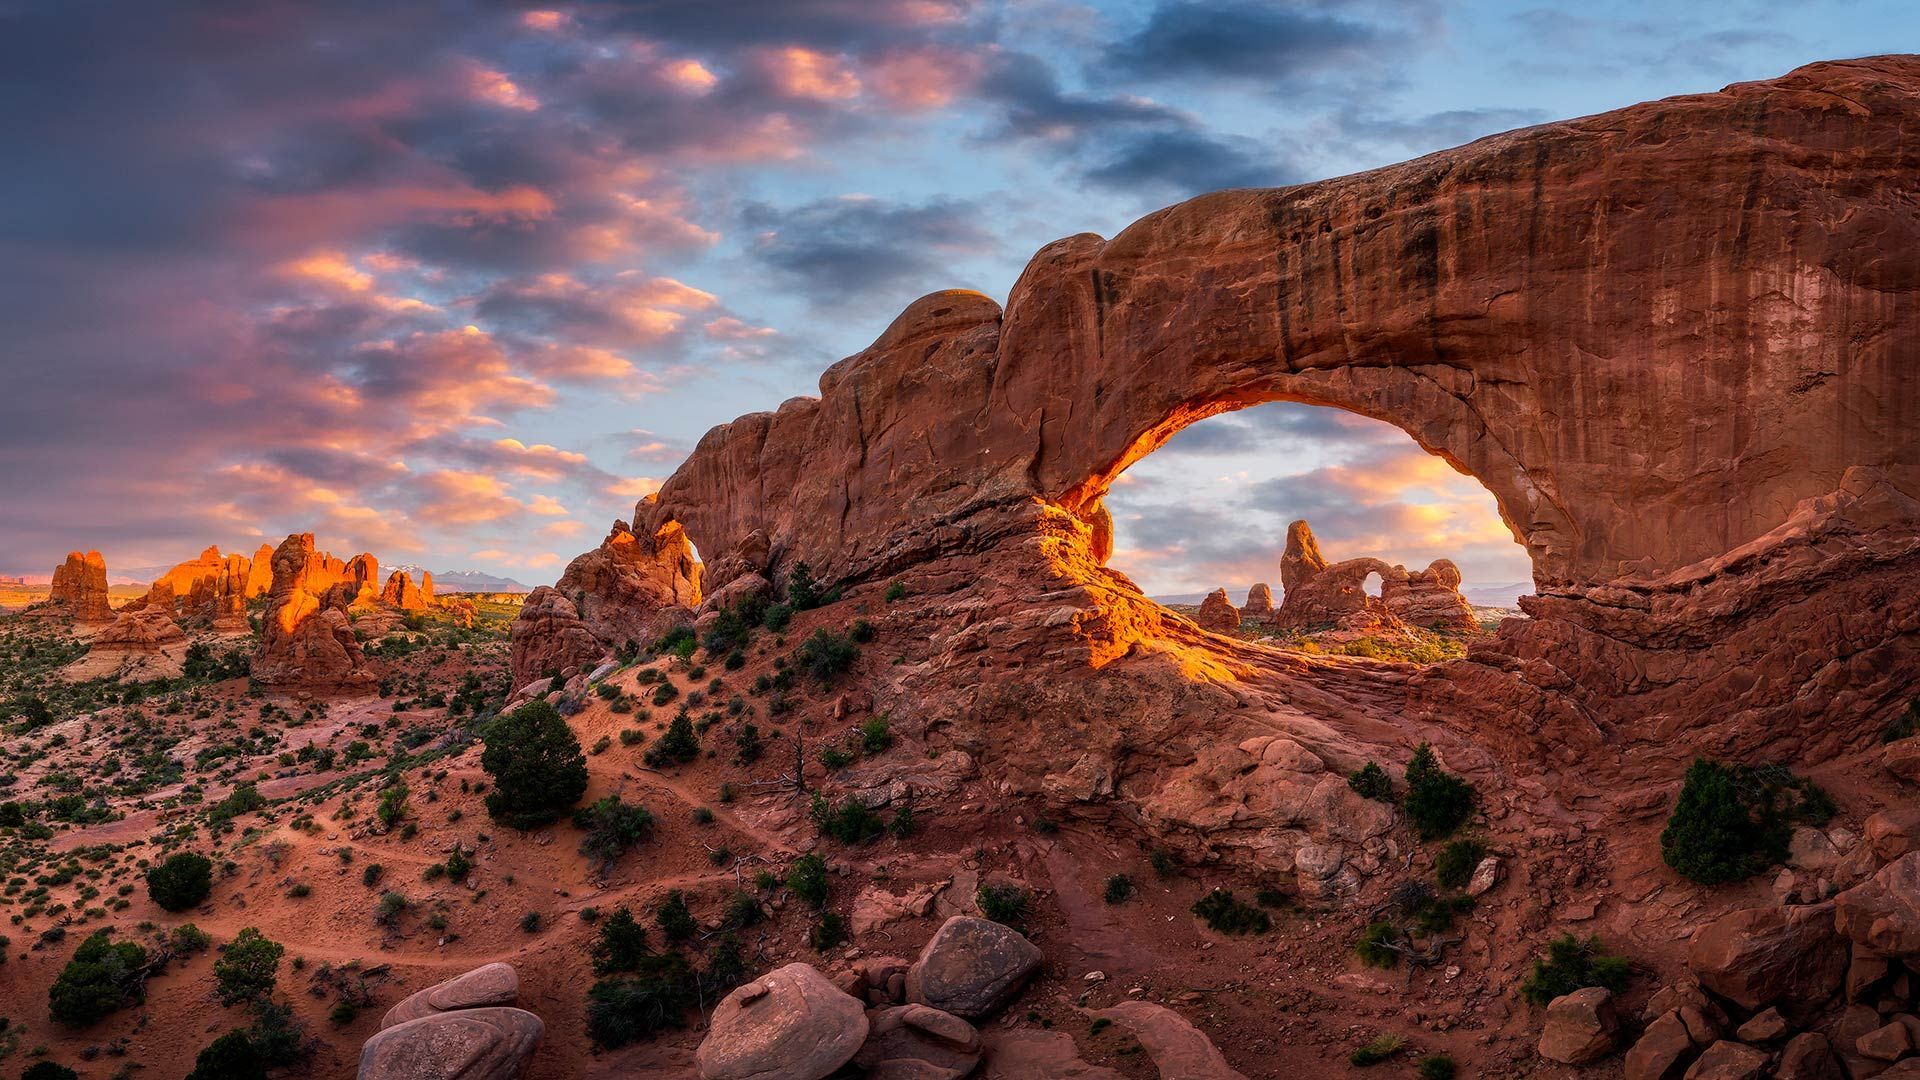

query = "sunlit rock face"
[
  {"left": 253, "top": 532, "right": 375, "bottom": 689},
  {"left": 508, "top": 506, "right": 701, "bottom": 688},
  {"left": 531, "top": 58, "right": 1920, "bottom": 791},
  {"left": 29, "top": 550, "right": 112, "bottom": 623}
]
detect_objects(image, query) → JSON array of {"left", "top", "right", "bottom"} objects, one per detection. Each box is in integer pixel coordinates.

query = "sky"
[{"left": 0, "top": 1, "right": 1911, "bottom": 592}]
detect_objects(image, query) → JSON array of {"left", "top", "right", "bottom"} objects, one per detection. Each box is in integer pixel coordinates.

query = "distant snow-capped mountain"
[{"left": 388, "top": 565, "right": 533, "bottom": 593}]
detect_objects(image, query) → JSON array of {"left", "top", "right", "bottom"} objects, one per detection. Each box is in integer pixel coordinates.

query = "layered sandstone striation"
[
  {"left": 253, "top": 532, "right": 375, "bottom": 689},
  {"left": 29, "top": 550, "right": 112, "bottom": 623},
  {"left": 509, "top": 502, "right": 701, "bottom": 688},
  {"left": 65, "top": 607, "right": 189, "bottom": 680}
]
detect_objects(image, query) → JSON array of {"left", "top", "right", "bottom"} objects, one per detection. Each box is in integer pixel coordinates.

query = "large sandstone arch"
[{"left": 528, "top": 57, "right": 1920, "bottom": 747}]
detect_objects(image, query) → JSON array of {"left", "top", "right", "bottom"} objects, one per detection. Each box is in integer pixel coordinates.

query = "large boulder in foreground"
[
  {"left": 1834, "top": 852, "right": 1920, "bottom": 959},
  {"left": 1539, "top": 987, "right": 1619, "bottom": 1066},
  {"left": 1093, "top": 1001, "right": 1247, "bottom": 1079},
  {"left": 851, "top": 1003, "right": 982, "bottom": 1079},
  {"left": 357, "top": 1006, "right": 542, "bottom": 1080},
  {"left": 381, "top": 963, "right": 519, "bottom": 1029},
  {"left": 907, "top": 916, "right": 1044, "bottom": 1020},
  {"left": 697, "top": 963, "right": 868, "bottom": 1080},
  {"left": 1687, "top": 903, "right": 1847, "bottom": 1010}
]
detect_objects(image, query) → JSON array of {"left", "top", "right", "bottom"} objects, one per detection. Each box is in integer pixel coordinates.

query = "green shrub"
[
  {"left": 573, "top": 796, "right": 654, "bottom": 870},
  {"left": 976, "top": 884, "right": 1029, "bottom": 927},
  {"left": 23, "top": 1064, "right": 82, "bottom": 1080},
  {"left": 171, "top": 923, "right": 214, "bottom": 953},
  {"left": 1660, "top": 758, "right": 1832, "bottom": 884},
  {"left": 860, "top": 716, "right": 892, "bottom": 754},
  {"left": 375, "top": 781, "right": 408, "bottom": 828},
  {"left": 1103, "top": 874, "right": 1134, "bottom": 904},
  {"left": 787, "top": 854, "right": 830, "bottom": 910},
  {"left": 884, "top": 581, "right": 906, "bottom": 602},
  {"left": 48, "top": 930, "right": 148, "bottom": 1025},
  {"left": 643, "top": 712, "right": 700, "bottom": 767},
  {"left": 480, "top": 700, "right": 588, "bottom": 830},
  {"left": 1348, "top": 761, "right": 1393, "bottom": 802},
  {"left": 1190, "top": 889, "right": 1269, "bottom": 935},
  {"left": 147, "top": 851, "right": 214, "bottom": 911},
  {"left": 591, "top": 907, "right": 651, "bottom": 975},
  {"left": 374, "top": 891, "right": 408, "bottom": 925},
  {"left": 1417, "top": 1055, "right": 1457, "bottom": 1080},
  {"left": 586, "top": 953, "right": 697, "bottom": 1047},
  {"left": 185, "top": 1031, "right": 268, "bottom": 1080},
  {"left": 888, "top": 804, "right": 916, "bottom": 838},
  {"left": 1433, "top": 839, "right": 1486, "bottom": 890},
  {"left": 810, "top": 795, "right": 885, "bottom": 844},
  {"left": 786, "top": 562, "right": 823, "bottom": 609},
  {"left": 809, "top": 911, "right": 849, "bottom": 951},
  {"left": 213, "top": 927, "right": 283, "bottom": 1005},
  {"left": 520, "top": 911, "right": 542, "bottom": 933},
  {"left": 1349, "top": 1033, "right": 1405, "bottom": 1066},
  {"left": 1520, "top": 934, "right": 1631, "bottom": 1006},
  {"left": 1355, "top": 922, "right": 1403, "bottom": 968},
  {"left": 655, "top": 891, "right": 696, "bottom": 944},
  {"left": 795, "top": 629, "right": 859, "bottom": 685},
  {"left": 1404, "top": 743, "right": 1475, "bottom": 840}
]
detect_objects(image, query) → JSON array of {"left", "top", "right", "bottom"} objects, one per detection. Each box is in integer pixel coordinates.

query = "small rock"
[
  {"left": 1734, "top": 1006, "right": 1789, "bottom": 1043},
  {"left": 1466, "top": 856, "right": 1503, "bottom": 897},
  {"left": 1682, "top": 1040, "right": 1769, "bottom": 1080}
]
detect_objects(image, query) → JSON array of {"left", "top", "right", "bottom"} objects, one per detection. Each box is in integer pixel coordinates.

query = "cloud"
[
  {"left": 742, "top": 194, "right": 994, "bottom": 305},
  {"left": 1103, "top": 1, "right": 1395, "bottom": 82}
]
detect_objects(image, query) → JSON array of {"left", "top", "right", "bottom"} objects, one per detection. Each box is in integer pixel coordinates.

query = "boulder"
[
  {"left": 1832, "top": 1003, "right": 1892, "bottom": 1080},
  {"left": 356, "top": 1006, "right": 542, "bottom": 1080},
  {"left": 1776, "top": 1032, "right": 1842, "bottom": 1080},
  {"left": 1539, "top": 986, "right": 1619, "bottom": 1065},
  {"left": 1858, "top": 1019, "right": 1914, "bottom": 1061},
  {"left": 1866, "top": 809, "right": 1920, "bottom": 862},
  {"left": 980, "top": 1029, "right": 1124, "bottom": 1079},
  {"left": 906, "top": 917, "right": 1043, "bottom": 1020},
  {"left": 1626, "top": 1010, "right": 1700, "bottom": 1080},
  {"left": 697, "top": 963, "right": 868, "bottom": 1080},
  {"left": 1093, "top": 1001, "right": 1247, "bottom": 1079},
  {"left": 851, "top": 1004, "right": 982, "bottom": 1079},
  {"left": 1735, "top": 1006, "right": 1790, "bottom": 1042},
  {"left": 1885, "top": 736, "right": 1920, "bottom": 785},
  {"left": 381, "top": 964, "right": 519, "bottom": 1029},
  {"left": 1681, "top": 1041, "right": 1770, "bottom": 1080},
  {"left": 1687, "top": 903, "right": 1847, "bottom": 1010},
  {"left": 1835, "top": 852, "right": 1920, "bottom": 958},
  {"left": 1195, "top": 588, "right": 1240, "bottom": 632}
]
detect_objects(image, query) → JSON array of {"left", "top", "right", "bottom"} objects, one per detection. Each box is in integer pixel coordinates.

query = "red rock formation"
[
  {"left": 253, "top": 533, "right": 374, "bottom": 689},
  {"left": 508, "top": 502, "right": 701, "bottom": 687},
  {"left": 67, "top": 607, "right": 189, "bottom": 680},
  {"left": 381, "top": 569, "right": 428, "bottom": 611},
  {"left": 598, "top": 58, "right": 1919, "bottom": 754},
  {"left": 345, "top": 553, "right": 380, "bottom": 602},
  {"left": 1381, "top": 559, "right": 1477, "bottom": 634},
  {"left": 1272, "top": 521, "right": 1397, "bottom": 631},
  {"left": 28, "top": 550, "right": 112, "bottom": 623},
  {"left": 420, "top": 571, "right": 435, "bottom": 605},
  {"left": 522, "top": 59, "right": 1920, "bottom": 893},
  {"left": 1270, "top": 521, "right": 1476, "bottom": 633},
  {"left": 1194, "top": 588, "right": 1240, "bottom": 633},
  {"left": 148, "top": 545, "right": 259, "bottom": 629},
  {"left": 245, "top": 544, "right": 274, "bottom": 597},
  {"left": 1242, "top": 584, "right": 1273, "bottom": 620}
]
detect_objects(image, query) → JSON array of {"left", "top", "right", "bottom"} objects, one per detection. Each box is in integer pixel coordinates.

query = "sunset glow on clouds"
[{"left": 0, "top": 0, "right": 1906, "bottom": 586}]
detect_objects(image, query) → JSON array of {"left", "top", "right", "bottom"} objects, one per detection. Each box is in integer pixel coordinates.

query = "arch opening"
[{"left": 1100, "top": 400, "right": 1533, "bottom": 662}]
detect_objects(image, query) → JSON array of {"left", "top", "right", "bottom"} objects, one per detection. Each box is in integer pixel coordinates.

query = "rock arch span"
[{"left": 524, "top": 57, "right": 1920, "bottom": 756}]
